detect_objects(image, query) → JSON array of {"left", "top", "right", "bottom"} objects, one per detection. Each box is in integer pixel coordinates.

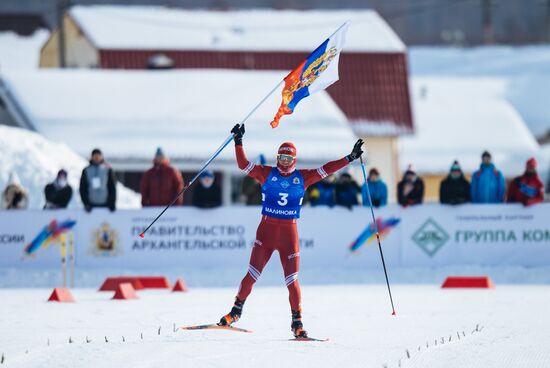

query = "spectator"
[
  {"left": 242, "top": 154, "right": 266, "bottom": 205},
  {"left": 471, "top": 151, "right": 505, "bottom": 203},
  {"left": 44, "top": 169, "right": 73, "bottom": 209},
  {"left": 362, "top": 168, "right": 388, "bottom": 208},
  {"left": 439, "top": 160, "right": 470, "bottom": 205},
  {"left": 334, "top": 173, "right": 361, "bottom": 209},
  {"left": 1, "top": 172, "right": 28, "bottom": 210},
  {"left": 307, "top": 175, "right": 335, "bottom": 207},
  {"left": 80, "top": 148, "right": 116, "bottom": 212},
  {"left": 397, "top": 165, "right": 424, "bottom": 207},
  {"left": 506, "top": 157, "right": 544, "bottom": 206},
  {"left": 140, "top": 147, "right": 184, "bottom": 207},
  {"left": 193, "top": 170, "right": 222, "bottom": 208}
]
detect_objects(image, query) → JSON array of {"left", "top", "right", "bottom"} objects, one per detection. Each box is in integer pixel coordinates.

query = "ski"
[
  {"left": 290, "top": 337, "right": 329, "bottom": 342},
  {"left": 180, "top": 324, "right": 252, "bottom": 333}
]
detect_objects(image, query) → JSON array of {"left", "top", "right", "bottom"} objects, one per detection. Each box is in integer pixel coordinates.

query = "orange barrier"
[
  {"left": 112, "top": 283, "right": 139, "bottom": 300},
  {"left": 99, "top": 277, "right": 144, "bottom": 291},
  {"left": 441, "top": 276, "right": 494, "bottom": 289},
  {"left": 47, "top": 287, "right": 75, "bottom": 302},
  {"left": 172, "top": 278, "right": 188, "bottom": 292},
  {"left": 138, "top": 276, "right": 171, "bottom": 289}
]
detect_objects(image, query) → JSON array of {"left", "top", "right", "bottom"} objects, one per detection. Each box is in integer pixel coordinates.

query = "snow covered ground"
[{"left": 0, "top": 285, "right": 549, "bottom": 368}]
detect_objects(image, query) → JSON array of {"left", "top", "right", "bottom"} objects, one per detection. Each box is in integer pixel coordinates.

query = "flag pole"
[
  {"left": 359, "top": 154, "right": 397, "bottom": 316},
  {"left": 139, "top": 80, "right": 285, "bottom": 238}
]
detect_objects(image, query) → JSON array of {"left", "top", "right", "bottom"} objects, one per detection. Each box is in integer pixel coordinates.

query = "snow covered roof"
[
  {"left": 0, "top": 125, "right": 140, "bottom": 209},
  {"left": 1, "top": 69, "right": 356, "bottom": 169},
  {"left": 401, "top": 77, "right": 542, "bottom": 177},
  {"left": 68, "top": 6, "right": 405, "bottom": 53},
  {"left": 0, "top": 30, "right": 49, "bottom": 71}
]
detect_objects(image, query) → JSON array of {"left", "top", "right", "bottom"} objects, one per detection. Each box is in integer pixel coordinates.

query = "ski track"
[{"left": 1, "top": 285, "right": 549, "bottom": 368}]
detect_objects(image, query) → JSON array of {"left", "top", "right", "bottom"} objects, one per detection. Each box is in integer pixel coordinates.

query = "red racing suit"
[{"left": 235, "top": 143, "right": 349, "bottom": 311}]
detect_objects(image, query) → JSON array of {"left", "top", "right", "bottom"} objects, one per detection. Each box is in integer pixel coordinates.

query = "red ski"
[
  {"left": 180, "top": 324, "right": 252, "bottom": 333},
  {"left": 291, "top": 337, "right": 329, "bottom": 342}
]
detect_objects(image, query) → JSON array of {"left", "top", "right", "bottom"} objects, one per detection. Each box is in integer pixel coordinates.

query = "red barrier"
[
  {"left": 99, "top": 277, "right": 144, "bottom": 291},
  {"left": 441, "top": 276, "right": 494, "bottom": 289},
  {"left": 112, "top": 283, "right": 139, "bottom": 300},
  {"left": 172, "top": 278, "right": 188, "bottom": 292},
  {"left": 47, "top": 288, "right": 75, "bottom": 302},
  {"left": 138, "top": 276, "right": 171, "bottom": 289}
]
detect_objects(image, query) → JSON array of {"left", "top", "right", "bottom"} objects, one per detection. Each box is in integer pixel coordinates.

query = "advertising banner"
[{"left": 1, "top": 204, "right": 549, "bottom": 269}]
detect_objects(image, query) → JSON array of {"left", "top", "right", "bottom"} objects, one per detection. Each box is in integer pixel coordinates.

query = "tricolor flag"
[{"left": 270, "top": 22, "right": 350, "bottom": 128}]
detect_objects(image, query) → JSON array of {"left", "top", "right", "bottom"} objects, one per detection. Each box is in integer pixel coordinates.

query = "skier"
[{"left": 219, "top": 124, "right": 363, "bottom": 338}]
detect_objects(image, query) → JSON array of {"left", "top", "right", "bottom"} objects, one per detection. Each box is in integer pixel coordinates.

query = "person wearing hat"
[
  {"left": 218, "top": 124, "right": 363, "bottom": 339},
  {"left": 471, "top": 151, "right": 505, "bottom": 203},
  {"left": 80, "top": 148, "right": 117, "bottom": 212},
  {"left": 439, "top": 161, "right": 470, "bottom": 205},
  {"left": 334, "top": 172, "right": 361, "bottom": 209},
  {"left": 140, "top": 147, "right": 184, "bottom": 207},
  {"left": 362, "top": 168, "right": 388, "bottom": 208},
  {"left": 506, "top": 157, "right": 544, "bottom": 206},
  {"left": 192, "top": 170, "right": 222, "bottom": 208},
  {"left": 1, "top": 172, "right": 28, "bottom": 210},
  {"left": 397, "top": 164, "right": 424, "bottom": 207},
  {"left": 44, "top": 169, "right": 73, "bottom": 209}
]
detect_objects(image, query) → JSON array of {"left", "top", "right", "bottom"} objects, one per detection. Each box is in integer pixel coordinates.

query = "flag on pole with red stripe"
[{"left": 270, "top": 22, "right": 350, "bottom": 128}]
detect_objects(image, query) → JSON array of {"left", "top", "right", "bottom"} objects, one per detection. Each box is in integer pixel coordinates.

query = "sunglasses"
[{"left": 277, "top": 154, "right": 295, "bottom": 163}]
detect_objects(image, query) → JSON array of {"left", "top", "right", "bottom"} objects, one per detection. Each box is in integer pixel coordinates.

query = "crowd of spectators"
[{"left": 1, "top": 149, "right": 546, "bottom": 210}]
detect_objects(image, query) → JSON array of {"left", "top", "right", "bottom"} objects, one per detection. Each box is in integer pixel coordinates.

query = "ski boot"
[
  {"left": 291, "top": 310, "right": 308, "bottom": 338},
  {"left": 218, "top": 297, "right": 245, "bottom": 326}
]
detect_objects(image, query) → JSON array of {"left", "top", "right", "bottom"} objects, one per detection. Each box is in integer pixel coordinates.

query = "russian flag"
[{"left": 270, "top": 22, "right": 350, "bottom": 128}]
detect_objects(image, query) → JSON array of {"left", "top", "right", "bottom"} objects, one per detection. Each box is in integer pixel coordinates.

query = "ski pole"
[
  {"left": 139, "top": 132, "right": 235, "bottom": 238},
  {"left": 359, "top": 154, "right": 397, "bottom": 316}
]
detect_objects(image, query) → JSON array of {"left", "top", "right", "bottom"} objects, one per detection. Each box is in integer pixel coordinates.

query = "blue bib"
[{"left": 261, "top": 168, "right": 305, "bottom": 219}]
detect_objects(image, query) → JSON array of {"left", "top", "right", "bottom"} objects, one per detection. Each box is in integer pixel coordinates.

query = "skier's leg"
[
  {"left": 278, "top": 223, "right": 306, "bottom": 337},
  {"left": 236, "top": 242, "right": 274, "bottom": 301},
  {"left": 219, "top": 222, "right": 274, "bottom": 326}
]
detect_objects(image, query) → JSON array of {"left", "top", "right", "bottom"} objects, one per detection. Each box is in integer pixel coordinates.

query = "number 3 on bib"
[{"left": 278, "top": 193, "right": 289, "bottom": 206}]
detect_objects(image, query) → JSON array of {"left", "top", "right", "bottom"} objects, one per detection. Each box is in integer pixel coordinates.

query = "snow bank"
[
  {"left": 0, "top": 125, "right": 140, "bottom": 209},
  {"left": 409, "top": 46, "right": 550, "bottom": 137},
  {"left": 70, "top": 6, "right": 405, "bottom": 52},
  {"left": 0, "top": 29, "right": 49, "bottom": 71}
]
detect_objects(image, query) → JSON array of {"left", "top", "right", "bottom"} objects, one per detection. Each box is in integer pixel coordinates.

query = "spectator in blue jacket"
[
  {"left": 307, "top": 175, "right": 335, "bottom": 207},
  {"left": 471, "top": 151, "right": 506, "bottom": 203},
  {"left": 335, "top": 173, "right": 361, "bottom": 209},
  {"left": 362, "top": 168, "right": 388, "bottom": 208}
]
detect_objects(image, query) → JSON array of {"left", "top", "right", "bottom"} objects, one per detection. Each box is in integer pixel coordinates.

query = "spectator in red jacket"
[
  {"left": 506, "top": 157, "right": 544, "bottom": 206},
  {"left": 140, "top": 148, "right": 184, "bottom": 207}
]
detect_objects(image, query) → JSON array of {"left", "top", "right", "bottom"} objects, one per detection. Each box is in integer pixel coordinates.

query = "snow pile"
[
  {"left": 69, "top": 6, "right": 405, "bottom": 52},
  {"left": 0, "top": 29, "right": 49, "bottom": 71},
  {"left": 0, "top": 125, "right": 141, "bottom": 209},
  {"left": 1, "top": 69, "right": 355, "bottom": 165},
  {"left": 409, "top": 46, "right": 550, "bottom": 137},
  {"left": 403, "top": 77, "right": 541, "bottom": 176}
]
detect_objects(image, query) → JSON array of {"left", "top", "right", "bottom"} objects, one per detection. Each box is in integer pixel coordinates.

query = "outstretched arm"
[
  {"left": 232, "top": 124, "right": 271, "bottom": 185},
  {"left": 301, "top": 139, "right": 364, "bottom": 189}
]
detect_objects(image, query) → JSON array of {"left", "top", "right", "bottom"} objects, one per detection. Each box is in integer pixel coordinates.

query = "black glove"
[
  {"left": 231, "top": 124, "right": 245, "bottom": 145},
  {"left": 84, "top": 204, "right": 92, "bottom": 213},
  {"left": 346, "top": 139, "right": 364, "bottom": 162},
  {"left": 109, "top": 204, "right": 116, "bottom": 212}
]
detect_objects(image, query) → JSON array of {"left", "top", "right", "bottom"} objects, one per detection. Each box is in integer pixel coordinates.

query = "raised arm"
[
  {"left": 301, "top": 139, "right": 364, "bottom": 189},
  {"left": 232, "top": 124, "right": 272, "bottom": 184}
]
